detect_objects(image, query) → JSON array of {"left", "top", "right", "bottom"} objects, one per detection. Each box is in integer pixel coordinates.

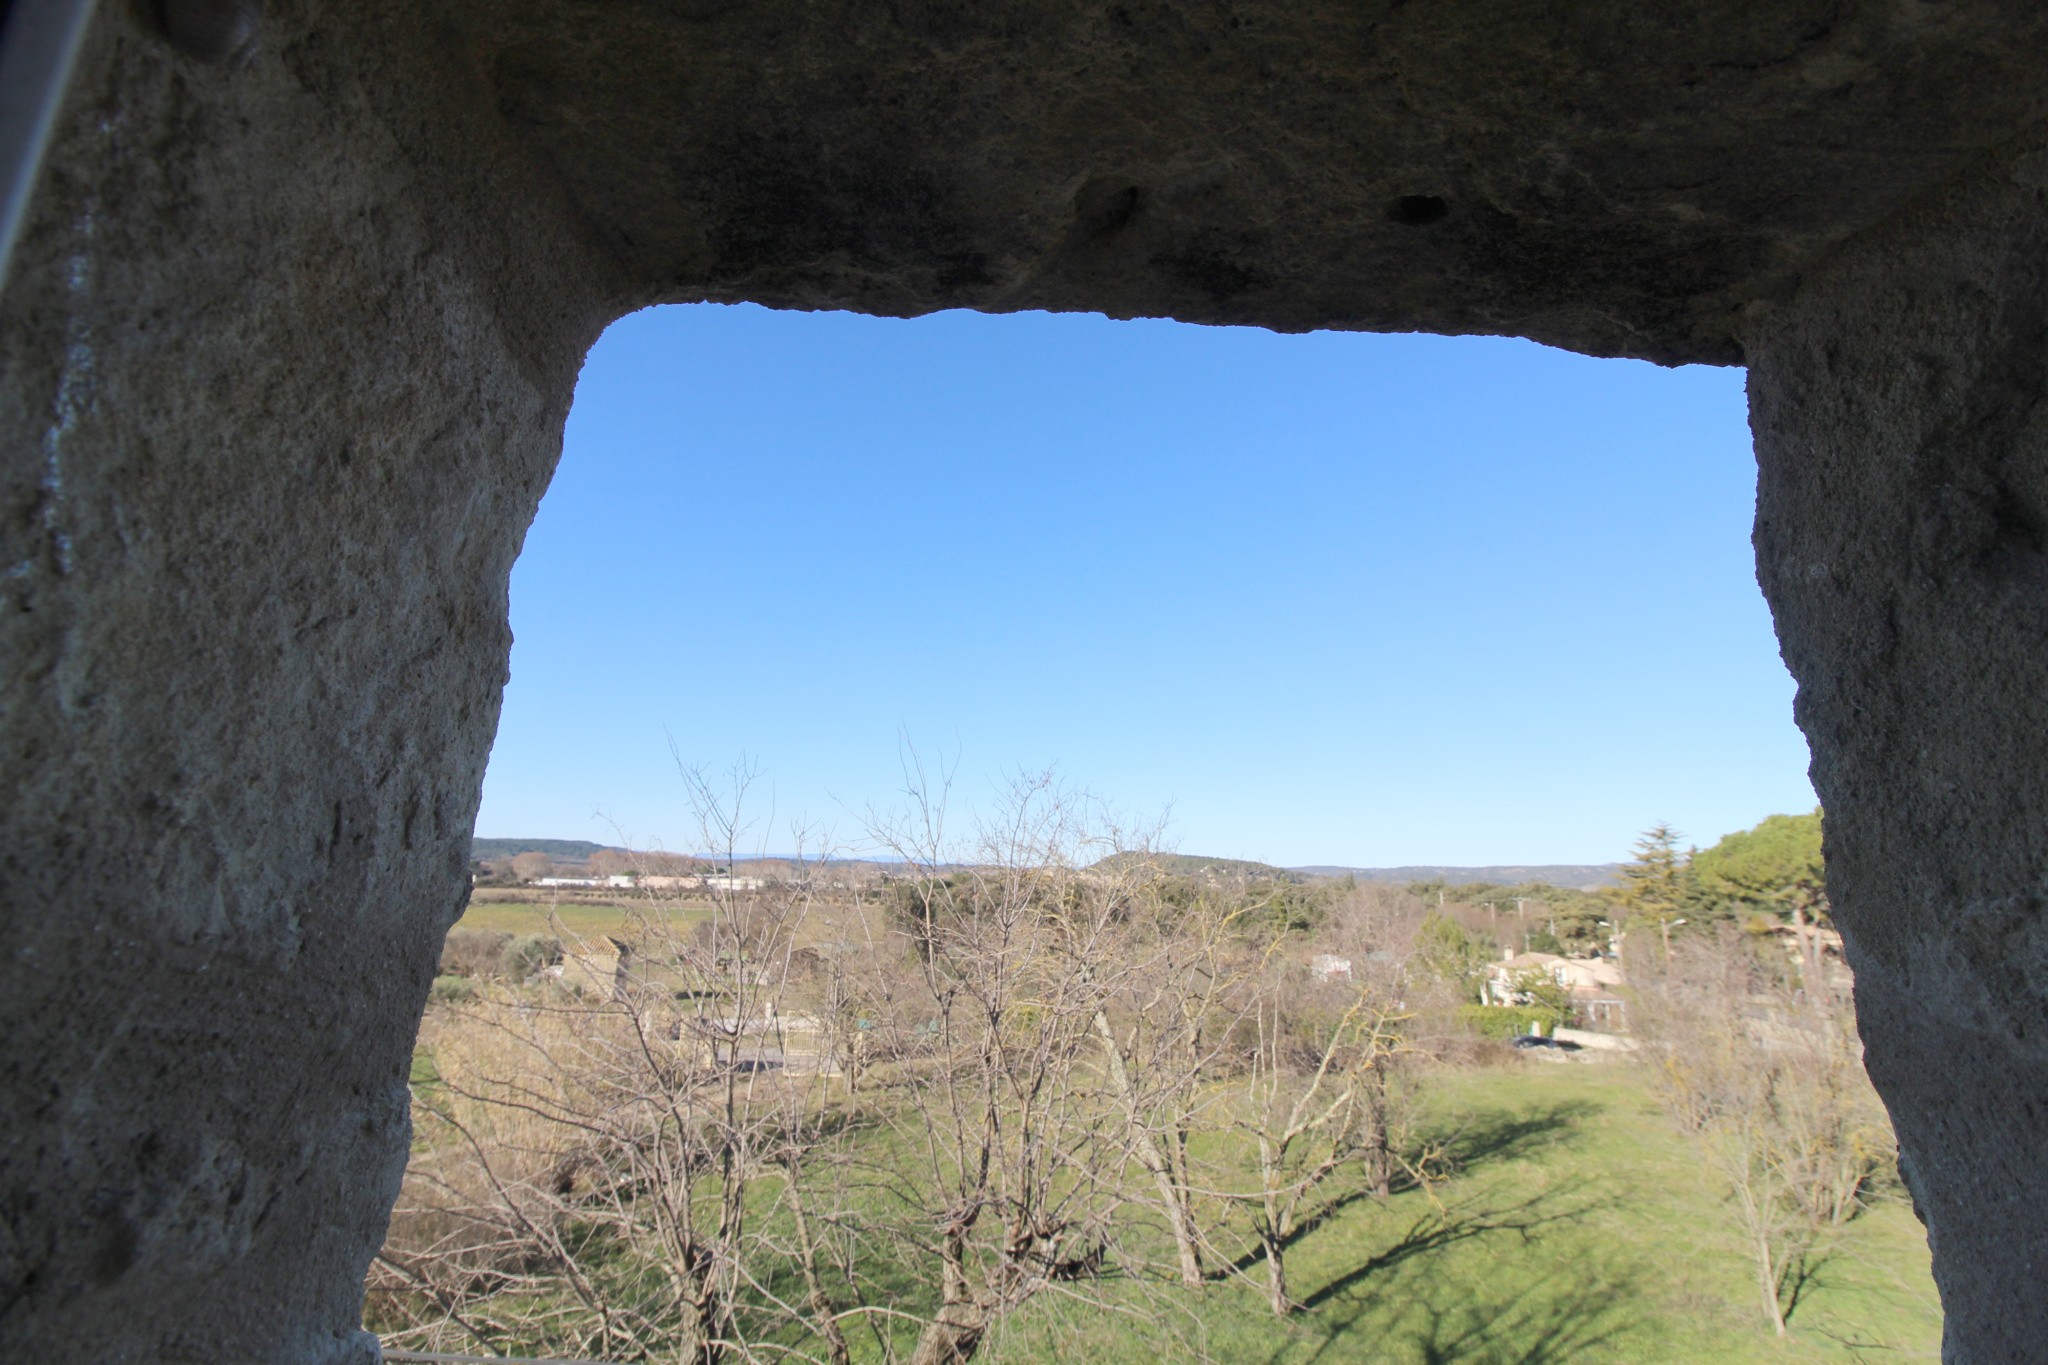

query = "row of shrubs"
[
  {"left": 439, "top": 927, "right": 564, "bottom": 982},
  {"left": 1456, "top": 1003, "right": 1569, "bottom": 1039}
]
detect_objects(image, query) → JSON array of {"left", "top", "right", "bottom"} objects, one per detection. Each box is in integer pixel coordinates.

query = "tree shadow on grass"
[
  {"left": 1219, "top": 1098, "right": 1607, "bottom": 1283},
  {"left": 1777, "top": 1237, "right": 1942, "bottom": 1358},
  {"left": 1273, "top": 1179, "right": 1629, "bottom": 1365},
  {"left": 1781, "top": 1241, "right": 1834, "bottom": 1328},
  {"left": 1216, "top": 1186, "right": 1384, "bottom": 1280},
  {"left": 1426, "top": 1097, "right": 1605, "bottom": 1173},
  {"left": 1381, "top": 1270, "right": 1645, "bottom": 1365},
  {"left": 1300, "top": 1179, "right": 1612, "bottom": 1314}
]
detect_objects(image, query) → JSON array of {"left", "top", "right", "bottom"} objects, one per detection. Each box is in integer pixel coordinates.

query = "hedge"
[{"left": 1458, "top": 1004, "right": 1563, "bottom": 1040}]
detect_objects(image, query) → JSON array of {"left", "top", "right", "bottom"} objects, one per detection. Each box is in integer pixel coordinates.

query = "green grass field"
[
  {"left": 453, "top": 896, "right": 711, "bottom": 940},
  {"left": 973, "top": 1061, "right": 1939, "bottom": 1365}
]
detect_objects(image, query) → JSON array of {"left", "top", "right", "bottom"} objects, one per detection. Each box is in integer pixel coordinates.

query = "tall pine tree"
[{"left": 1612, "top": 823, "right": 1690, "bottom": 958}]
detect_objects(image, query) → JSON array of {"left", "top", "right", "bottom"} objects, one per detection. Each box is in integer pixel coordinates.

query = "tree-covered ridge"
[
  {"left": 471, "top": 836, "right": 616, "bottom": 861},
  {"left": 1300, "top": 863, "right": 1620, "bottom": 890},
  {"left": 1090, "top": 851, "right": 1305, "bottom": 882}
]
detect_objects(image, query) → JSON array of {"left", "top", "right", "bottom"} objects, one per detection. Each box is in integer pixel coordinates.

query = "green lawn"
[{"left": 978, "top": 1061, "right": 1940, "bottom": 1365}]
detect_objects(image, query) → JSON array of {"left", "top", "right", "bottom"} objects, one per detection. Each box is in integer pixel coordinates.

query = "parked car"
[{"left": 1510, "top": 1034, "right": 1582, "bottom": 1052}]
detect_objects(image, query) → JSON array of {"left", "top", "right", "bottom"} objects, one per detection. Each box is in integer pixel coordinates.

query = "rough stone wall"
[
  {"left": 452, "top": 0, "right": 2048, "bottom": 365},
  {"left": 9, "top": 0, "right": 2048, "bottom": 1357},
  {"left": 0, "top": 3, "right": 610, "bottom": 1358},
  {"left": 1747, "top": 135, "right": 2048, "bottom": 1361}
]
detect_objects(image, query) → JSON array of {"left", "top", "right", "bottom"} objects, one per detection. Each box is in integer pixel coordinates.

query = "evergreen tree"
[
  {"left": 1414, "top": 911, "right": 1491, "bottom": 1002},
  {"left": 1689, "top": 809, "right": 1827, "bottom": 925},
  {"left": 1612, "top": 823, "right": 1691, "bottom": 956}
]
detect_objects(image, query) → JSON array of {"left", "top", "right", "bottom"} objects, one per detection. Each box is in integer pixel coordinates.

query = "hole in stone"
[
  {"left": 1388, "top": 194, "right": 1450, "bottom": 226},
  {"left": 1072, "top": 178, "right": 1143, "bottom": 241}
]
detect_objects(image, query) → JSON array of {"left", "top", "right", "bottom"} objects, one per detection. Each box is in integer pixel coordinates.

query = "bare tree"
[
  {"left": 1318, "top": 883, "right": 1434, "bottom": 1200},
  {"left": 379, "top": 759, "right": 1466, "bottom": 1358},
  {"left": 860, "top": 766, "right": 1150, "bottom": 1365},
  {"left": 372, "top": 762, "right": 860, "bottom": 1363},
  {"left": 1227, "top": 976, "right": 1412, "bottom": 1317},
  {"left": 1632, "top": 930, "right": 1890, "bottom": 1335},
  {"left": 1085, "top": 873, "right": 1263, "bottom": 1288}
]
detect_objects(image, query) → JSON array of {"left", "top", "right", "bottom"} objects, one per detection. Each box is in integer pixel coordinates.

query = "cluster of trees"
[
  {"left": 1610, "top": 810, "right": 1827, "bottom": 964},
  {"left": 1394, "top": 808, "right": 1828, "bottom": 981},
  {"left": 1614, "top": 810, "right": 1827, "bottom": 929},
  {"left": 1402, "top": 879, "right": 1611, "bottom": 958},
  {"left": 372, "top": 772, "right": 1473, "bottom": 1364}
]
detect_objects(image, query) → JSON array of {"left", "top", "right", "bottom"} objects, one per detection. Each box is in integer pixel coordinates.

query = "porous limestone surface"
[
  {"left": 0, "top": 4, "right": 613, "bottom": 1358},
  {"left": 5, "top": 0, "right": 2048, "bottom": 1358},
  {"left": 456, "top": 0, "right": 2048, "bottom": 364},
  {"left": 1749, "top": 137, "right": 2048, "bottom": 1361}
]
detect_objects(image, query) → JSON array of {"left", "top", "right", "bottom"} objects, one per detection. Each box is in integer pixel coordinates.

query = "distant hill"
[
  {"left": 469, "top": 839, "right": 1616, "bottom": 890},
  {"left": 1093, "top": 852, "right": 1305, "bottom": 882},
  {"left": 471, "top": 837, "right": 615, "bottom": 861},
  {"left": 1291, "top": 864, "right": 1621, "bottom": 891}
]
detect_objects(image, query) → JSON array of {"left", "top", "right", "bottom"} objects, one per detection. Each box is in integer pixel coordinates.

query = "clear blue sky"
[{"left": 473, "top": 303, "right": 1814, "bottom": 867}]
